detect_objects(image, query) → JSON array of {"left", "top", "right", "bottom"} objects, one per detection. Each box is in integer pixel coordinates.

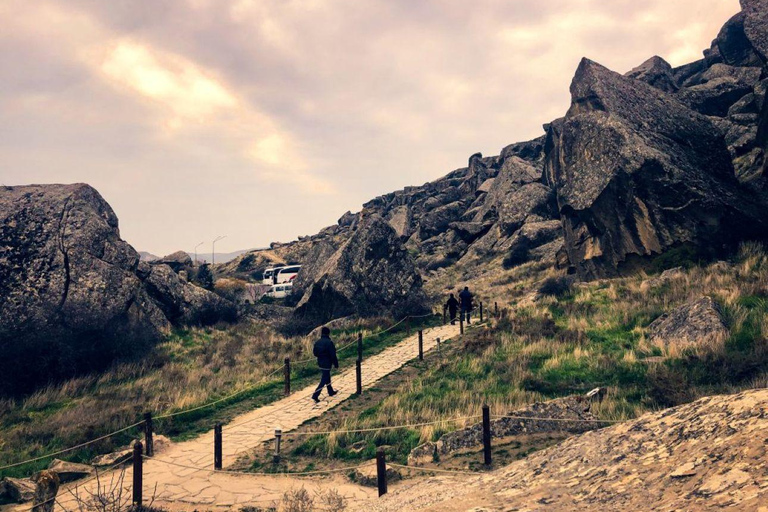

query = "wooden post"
[
  {"left": 214, "top": 423, "right": 222, "bottom": 470},
  {"left": 460, "top": 315, "right": 464, "bottom": 335},
  {"left": 357, "top": 333, "right": 363, "bottom": 361},
  {"left": 356, "top": 358, "right": 362, "bottom": 395},
  {"left": 480, "top": 302, "right": 484, "bottom": 323},
  {"left": 436, "top": 337, "right": 441, "bottom": 359},
  {"left": 406, "top": 316, "right": 411, "bottom": 335},
  {"left": 442, "top": 307, "right": 446, "bottom": 325},
  {"left": 144, "top": 412, "right": 154, "bottom": 457},
  {"left": 482, "top": 405, "right": 492, "bottom": 467},
  {"left": 376, "top": 447, "right": 387, "bottom": 497},
  {"left": 284, "top": 357, "right": 290, "bottom": 396},
  {"left": 494, "top": 302, "right": 498, "bottom": 318},
  {"left": 273, "top": 428, "right": 282, "bottom": 464},
  {"left": 32, "top": 470, "right": 59, "bottom": 512},
  {"left": 132, "top": 442, "right": 143, "bottom": 507},
  {"left": 418, "top": 330, "right": 423, "bottom": 361}
]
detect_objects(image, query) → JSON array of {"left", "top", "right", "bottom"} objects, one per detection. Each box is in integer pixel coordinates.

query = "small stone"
[{"left": 670, "top": 462, "right": 697, "bottom": 478}]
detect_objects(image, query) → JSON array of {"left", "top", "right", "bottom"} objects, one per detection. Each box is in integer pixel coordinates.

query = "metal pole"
[
  {"left": 194, "top": 241, "right": 204, "bottom": 265},
  {"left": 376, "top": 448, "right": 387, "bottom": 497},
  {"left": 482, "top": 405, "right": 492, "bottom": 467},
  {"left": 212, "top": 235, "right": 226, "bottom": 266},
  {"left": 418, "top": 330, "right": 423, "bottom": 361},
  {"left": 356, "top": 358, "right": 362, "bottom": 395},
  {"left": 214, "top": 423, "right": 222, "bottom": 470},
  {"left": 284, "top": 357, "right": 290, "bottom": 396},
  {"left": 144, "top": 412, "right": 154, "bottom": 457},
  {"left": 132, "top": 442, "right": 143, "bottom": 506}
]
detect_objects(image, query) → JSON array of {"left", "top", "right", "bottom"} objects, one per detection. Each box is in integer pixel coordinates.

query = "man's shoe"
[
  {"left": 328, "top": 389, "right": 338, "bottom": 397},
  {"left": 312, "top": 395, "right": 321, "bottom": 403}
]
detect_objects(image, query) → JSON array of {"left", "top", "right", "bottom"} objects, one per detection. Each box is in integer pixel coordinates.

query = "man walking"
[
  {"left": 459, "top": 286, "right": 474, "bottom": 324},
  {"left": 311, "top": 327, "right": 339, "bottom": 403},
  {"left": 445, "top": 293, "right": 459, "bottom": 325}
]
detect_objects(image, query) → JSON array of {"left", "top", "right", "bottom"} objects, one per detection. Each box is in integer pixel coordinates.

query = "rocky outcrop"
[
  {"left": 547, "top": 59, "right": 766, "bottom": 279},
  {"left": 0, "top": 477, "right": 35, "bottom": 503},
  {"left": 0, "top": 184, "right": 236, "bottom": 396},
  {"left": 47, "top": 459, "right": 93, "bottom": 483},
  {"left": 294, "top": 215, "right": 427, "bottom": 327},
  {"left": 625, "top": 56, "right": 678, "bottom": 93},
  {"left": 153, "top": 250, "right": 192, "bottom": 272},
  {"left": 408, "top": 391, "right": 606, "bottom": 465},
  {"left": 647, "top": 296, "right": 729, "bottom": 348},
  {"left": 144, "top": 264, "right": 236, "bottom": 326}
]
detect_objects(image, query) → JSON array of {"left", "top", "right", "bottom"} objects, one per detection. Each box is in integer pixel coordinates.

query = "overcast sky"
[{"left": 0, "top": 0, "right": 740, "bottom": 256}]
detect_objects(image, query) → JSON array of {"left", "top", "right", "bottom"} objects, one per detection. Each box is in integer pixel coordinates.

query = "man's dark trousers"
[{"left": 312, "top": 369, "right": 333, "bottom": 399}]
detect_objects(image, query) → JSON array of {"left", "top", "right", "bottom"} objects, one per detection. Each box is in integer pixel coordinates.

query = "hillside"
[{"left": 369, "top": 388, "right": 768, "bottom": 511}]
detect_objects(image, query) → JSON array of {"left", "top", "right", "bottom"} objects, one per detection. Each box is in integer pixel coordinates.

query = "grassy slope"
[
  {"left": 274, "top": 243, "right": 767, "bottom": 469},
  {"left": 0, "top": 315, "right": 440, "bottom": 480}
]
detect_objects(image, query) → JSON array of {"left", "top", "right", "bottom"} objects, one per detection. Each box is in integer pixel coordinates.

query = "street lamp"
[
  {"left": 212, "top": 235, "right": 226, "bottom": 266},
  {"left": 194, "top": 241, "right": 204, "bottom": 265}
]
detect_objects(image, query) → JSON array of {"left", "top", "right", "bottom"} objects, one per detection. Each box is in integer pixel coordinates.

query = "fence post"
[
  {"left": 144, "top": 412, "right": 154, "bottom": 457},
  {"left": 442, "top": 307, "right": 446, "bottom": 325},
  {"left": 356, "top": 358, "right": 362, "bottom": 395},
  {"left": 132, "top": 441, "right": 143, "bottom": 507},
  {"left": 376, "top": 447, "right": 387, "bottom": 497},
  {"left": 482, "top": 405, "right": 492, "bottom": 467},
  {"left": 480, "top": 303, "right": 484, "bottom": 323},
  {"left": 284, "top": 357, "right": 290, "bottom": 396},
  {"left": 494, "top": 302, "right": 498, "bottom": 318},
  {"left": 32, "top": 470, "right": 59, "bottom": 512},
  {"left": 436, "top": 337, "right": 441, "bottom": 360},
  {"left": 214, "top": 423, "right": 222, "bottom": 470},
  {"left": 273, "top": 428, "right": 282, "bottom": 464},
  {"left": 418, "top": 330, "right": 423, "bottom": 361},
  {"left": 357, "top": 333, "right": 363, "bottom": 361},
  {"left": 406, "top": 316, "right": 411, "bottom": 335},
  {"left": 460, "top": 315, "right": 464, "bottom": 335}
]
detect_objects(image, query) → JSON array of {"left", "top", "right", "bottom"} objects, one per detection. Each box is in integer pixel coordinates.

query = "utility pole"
[
  {"left": 212, "top": 235, "right": 226, "bottom": 266},
  {"left": 194, "top": 241, "right": 204, "bottom": 266}
]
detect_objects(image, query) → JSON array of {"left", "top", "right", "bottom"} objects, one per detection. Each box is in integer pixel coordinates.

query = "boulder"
[
  {"left": 647, "top": 296, "right": 729, "bottom": 348},
  {"left": 625, "top": 56, "right": 679, "bottom": 93},
  {"left": 678, "top": 64, "right": 762, "bottom": 116},
  {"left": 715, "top": 12, "right": 765, "bottom": 67},
  {"left": 351, "top": 460, "right": 401, "bottom": 487},
  {"left": 546, "top": 59, "right": 767, "bottom": 279},
  {"left": 741, "top": 0, "right": 768, "bottom": 64},
  {"left": 640, "top": 266, "right": 686, "bottom": 291},
  {"left": 153, "top": 250, "right": 193, "bottom": 272},
  {"left": 31, "top": 471, "right": 59, "bottom": 512},
  {"left": 0, "top": 477, "right": 35, "bottom": 503},
  {"left": 387, "top": 205, "right": 412, "bottom": 238},
  {"left": 91, "top": 449, "right": 132, "bottom": 467},
  {"left": 144, "top": 264, "right": 237, "bottom": 326},
  {"left": 48, "top": 459, "right": 93, "bottom": 483},
  {"left": 295, "top": 215, "right": 427, "bottom": 326},
  {"left": 0, "top": 184, "right": 170, "bottom": 396}
]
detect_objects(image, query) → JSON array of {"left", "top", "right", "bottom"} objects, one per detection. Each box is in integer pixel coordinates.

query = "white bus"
[
  {"left": 275, "top": 265, "right": 301, "bottom": 284},
  {"left": 262, "top": 267, "right": 284, "bottom": 285},
  {"left": 265, "top": 282, "right": 293, "bottom": 299}
]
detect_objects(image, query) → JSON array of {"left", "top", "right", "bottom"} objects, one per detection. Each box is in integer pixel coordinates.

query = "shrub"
[{"left": 538, "top": 276, "right": 572, "bottom": 297}]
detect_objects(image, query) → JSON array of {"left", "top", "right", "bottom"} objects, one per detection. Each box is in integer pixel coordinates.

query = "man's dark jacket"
[
  {"left": 313, "top": 335, "right": 339, "bottom": 369},
  {"left": 446, "top": 296, "right": 459, "bottom": 312},
  {"left": 459, "top": 289, "right": 473, "bottom": 310}
]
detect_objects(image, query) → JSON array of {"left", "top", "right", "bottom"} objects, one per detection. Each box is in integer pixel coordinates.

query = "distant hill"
[
  {"left": 188, "top": 248, "right": 257, "bottom": 265},
  {"left": 139, "top": 251, "right": 159, "bottom": 261}
]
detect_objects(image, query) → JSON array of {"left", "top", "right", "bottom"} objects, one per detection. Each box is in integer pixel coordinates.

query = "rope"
[
  {"left": 491, "top": 414, "right": 623, "bottom": 423},
  {"left": 388, "top": 463, "right": 481, "bottom": 476},
  {"left": 280, "top": 416, "right": 482, "bottom": 436},
  {"left": 0, "top": 421, "right": 145, "bottom": 472},
  {"left": 143, "top": 454, "right": 375, "bottom": 476}
]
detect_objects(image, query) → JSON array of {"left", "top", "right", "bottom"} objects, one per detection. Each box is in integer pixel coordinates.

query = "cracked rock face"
[
  {"left": 547, "top": 59, "right": 766, "bottom": 279},
  {"left": 647, "top": 296, "right": 729, "bottom": 348},
  {"left": 294, "top": 215, "right": 428, "bottom": 327}
]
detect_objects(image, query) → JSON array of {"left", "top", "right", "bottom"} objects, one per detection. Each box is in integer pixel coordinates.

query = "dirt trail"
[{"left": 27, "top": 323, "right": 460, "bottom": 511}]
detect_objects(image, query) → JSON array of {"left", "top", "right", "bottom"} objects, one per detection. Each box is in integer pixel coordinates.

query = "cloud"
[{"left": 0, "top": 0, "right": 741, "bottom": 254}]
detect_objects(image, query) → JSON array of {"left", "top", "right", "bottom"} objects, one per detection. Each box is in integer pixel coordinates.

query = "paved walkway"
[{"left": 44, "top": 323, "right": 461, "bottom": 511}]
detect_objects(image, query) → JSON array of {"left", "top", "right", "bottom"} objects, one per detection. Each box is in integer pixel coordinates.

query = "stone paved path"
[{"left": 43, "top": 323, "right": 461, "bottom": 511}]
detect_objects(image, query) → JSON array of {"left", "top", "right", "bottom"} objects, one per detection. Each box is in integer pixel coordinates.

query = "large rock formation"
[
  {"left": 647, "top": 296, "right": 729, "bottom": 349},
  {"left": 294, "top": 215, "right": 427, "bottom": 327},
  {"left": 0, "top": 184, "right": 235, "bottom": 396},
  {"left": 546, "top": 58, "right": 766, "bottom": 279}
]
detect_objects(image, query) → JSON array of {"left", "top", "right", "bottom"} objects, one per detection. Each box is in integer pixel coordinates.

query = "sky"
[{"left": 0, "top": 0, "right": 741, "bottom": 256}]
